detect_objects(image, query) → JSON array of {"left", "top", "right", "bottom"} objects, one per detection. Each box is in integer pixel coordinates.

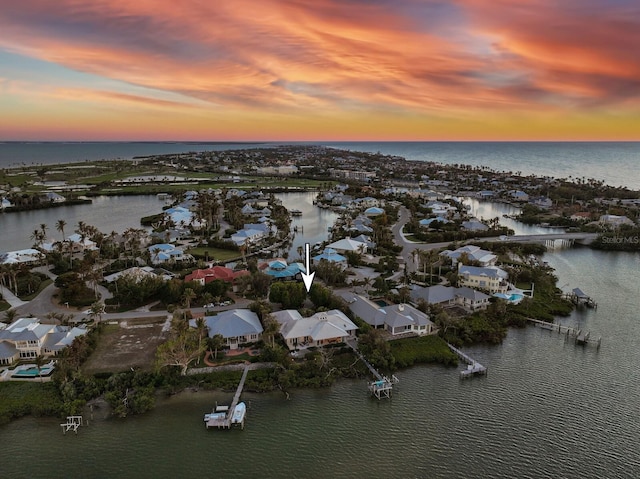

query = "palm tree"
[
  {"left": 2, "top": 308, "right": 17, "bottom": 324},
  {"left": 30, "top": 229, "right": 45, "bottom": 248},
  {"left": 362, "top": 276, "right": 372, "bottom": 296},
  {"left": 34, "top": 355, "right": 46, "bottom": 383},
  {"left": 209, "top": 333, "right": 225, "bottom": 360},
  {"left": 56, "top": 219, "right": 67, "bottom": 241},
  {"left": 182, "top": 288, "right": 196, "bottom": 310},
  {"left": 88, "top": 301, "right": 105, "bottom": 326}
]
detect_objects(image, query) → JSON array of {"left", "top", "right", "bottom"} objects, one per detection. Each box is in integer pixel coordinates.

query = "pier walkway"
[
  {"left": 526, "top": 318, "right": 601, "bottom": 349},
  {"left": 348, "top": 341, "right": 399, "bottom": 399},
  {"left": 447, "top": 343, "right": 487, "bottom": 378},
  {"left": 206, "top": 364, "right": 250, "bottom": 429}
]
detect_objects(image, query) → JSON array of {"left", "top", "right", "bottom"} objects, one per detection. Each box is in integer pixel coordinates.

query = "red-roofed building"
[{"left": 184, "top": 266, "right": 249, "bottom": 285}]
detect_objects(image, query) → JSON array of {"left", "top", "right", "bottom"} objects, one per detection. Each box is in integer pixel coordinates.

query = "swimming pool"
[{"left": 11, "top": 365, "right": 55, "bottom": 378}]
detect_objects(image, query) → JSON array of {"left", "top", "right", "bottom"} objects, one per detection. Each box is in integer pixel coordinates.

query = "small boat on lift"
[{"left": 231, "top": 402, "right": 246, "bottom": 425}]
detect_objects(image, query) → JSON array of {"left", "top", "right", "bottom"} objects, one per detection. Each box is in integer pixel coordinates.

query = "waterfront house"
[
  {"left": 0, "top": 248, "right": 45, "bottom": 265},
  {"left": 191, "top": 309, "right": 262, "bottom": 349},
  {"left": 326, "top": 237, "right": 368, "bottom": 254},
  {"left": 458, "top": 264, "right": 509, "bottom": 294},
  {"left": 312, "top": 248, "right": 347, "bottom": 267},
  {"left": 43, "top": 192, "right": 66, "bottom": 203},
  {"left": 67, "top": 233, "right": 98, "bottom": 252},
  {"left": 509, "top": 190, "right": 529, "bottom": 202},
  {"left": 409, "top": 285, "right": 491, "bottom": 311},
  {"left": 461, "top": 219, "right": 489, "bottom": 232},
  {"left": 441, "top": 245, "right": 497, "bottom": 267},
  {"left": 339, "top": 293, "right": 435, "bottom": 336},
  {"left": 0, "top": 318, "right": 87, "bottom": 365},
  {"left": 272, "top": 309, "right": 358, "bottom": 350}
]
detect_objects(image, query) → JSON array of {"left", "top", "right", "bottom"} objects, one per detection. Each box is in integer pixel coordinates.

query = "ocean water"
[
  {"left": 1, "top": 141, "right": 638, "bottom": 189},
  {"left": 0, "top": 141, "right": 267, "bottom": 168},
  {"left": 319, "top": 141, "right": 640, "bottom": 190}
]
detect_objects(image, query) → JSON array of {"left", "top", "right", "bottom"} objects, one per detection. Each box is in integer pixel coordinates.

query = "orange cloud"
[{"left": 0, "top": 0, "right": 638, "bottom": 140}]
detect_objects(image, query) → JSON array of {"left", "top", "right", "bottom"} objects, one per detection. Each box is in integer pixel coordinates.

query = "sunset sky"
[{"left": 1, "top": 0, "right": 638, "bottom": 141}]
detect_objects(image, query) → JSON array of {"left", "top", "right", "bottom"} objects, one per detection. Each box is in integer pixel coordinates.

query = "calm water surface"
[
  {"left": 275, "top": 191, "right": 338, "bottom": 260},
  {"left": 0, "top": 195, "right": 163, "bottom": 252}
]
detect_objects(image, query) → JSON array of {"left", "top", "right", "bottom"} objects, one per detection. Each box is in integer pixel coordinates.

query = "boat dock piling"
[
  {"left": 61, "top": 416, "right": 84, "bottom": 434},
  {"left": 206, "top": 364, "right": 250, "bottom": 430},
  {"left": 447, "top": 344, "right": 487, "bottom": 378},
  {"left": 526, "top": 318, "right": 601, "bottom": 349}
]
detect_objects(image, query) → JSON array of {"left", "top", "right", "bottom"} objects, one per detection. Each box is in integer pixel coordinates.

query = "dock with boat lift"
[
  {"left": 526, "top": 318, "right": 601, "bottom": 349},
  {"left": 447, "top": 344, "right": 487, "bottom": 378},
  {"left": 205, "top": 364, "right": 250, "bottom": 430},
  {"left": 348, "top": 341, "right": 398, "bottom": 399}
]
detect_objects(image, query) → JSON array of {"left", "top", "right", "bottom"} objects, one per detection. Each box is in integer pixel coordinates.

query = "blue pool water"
[{"left": 11, "top": 366, "right": 54, "bottom": 378}]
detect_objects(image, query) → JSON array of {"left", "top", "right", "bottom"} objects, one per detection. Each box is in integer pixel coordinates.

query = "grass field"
[{"left": 186, "top": 246, "right": 240, "bottom": 262}]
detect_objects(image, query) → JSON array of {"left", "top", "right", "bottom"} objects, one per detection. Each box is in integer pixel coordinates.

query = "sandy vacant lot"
[{"left": 83, "top": 322, "right": 167, "bottom": 374}]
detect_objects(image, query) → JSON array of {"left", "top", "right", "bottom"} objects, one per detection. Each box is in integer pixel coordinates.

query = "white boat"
[{"left": 231, "top": 402, "right": 246, "bottom": 424}]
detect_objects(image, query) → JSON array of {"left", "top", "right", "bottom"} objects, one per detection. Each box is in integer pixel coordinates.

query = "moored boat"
[{"left": 231, "top": 402, "right": 246, "bottom": 424}]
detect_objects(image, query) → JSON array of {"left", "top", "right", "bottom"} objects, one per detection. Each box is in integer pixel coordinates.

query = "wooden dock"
[
  {"left": 206, "top": 364, "right": 249, "bottom": 430},
  {"left": 526, "top": 318, "right": 601, "bottom": 349},
  {"left": 447, "top": 343, "right": 487, "bottom": 378},
  {"left": 348, "top": 341, "right": 399, "bottom": 399},
  {"left": 60, "top": 416, "right": 84, "bottom": 434}
]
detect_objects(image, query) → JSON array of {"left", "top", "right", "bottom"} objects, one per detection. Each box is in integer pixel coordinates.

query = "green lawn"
[{"left": 186, "top": 246, "right": 240, "bottom": 262}]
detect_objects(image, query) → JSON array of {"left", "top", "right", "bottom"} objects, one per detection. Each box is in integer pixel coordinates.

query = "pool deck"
[{"left": 1, "top": 361, "right": 56, "bottom": 382}]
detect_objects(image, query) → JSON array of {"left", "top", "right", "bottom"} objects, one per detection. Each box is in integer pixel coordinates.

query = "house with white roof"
[
  {"left": 190, "top": 309, "right": 263, "bottom": 349},
  {"left": 0, "top": 318, "right": 87, "bottom": 365},
  {"left": 441, "top": 245, "right": 497, "bottom": 267},
  {"left": 148, "top": 243, "right": 192, "bottom": 264},
  {"left": 67, "top": 233, "right": 98, "bottom": 252},
  {"left": 313, "top": 248, "right": 347, "bottom": 267},
  {"left": 326, "top": 237, "right": 368, "bottom": 254},
  {"left": 338, "top": 293, "right": 435, "bottom": 336},
  {"left": 0, "top": 248, "right": 45, "bottom": 265},
  {"left": 458, "top": 264, "right": 509, "bottom": 294},
  {"left": 272, "top": 309, "right": 358, "bottom": 350}
]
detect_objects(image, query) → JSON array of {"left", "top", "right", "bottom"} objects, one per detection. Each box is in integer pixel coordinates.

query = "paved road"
[
  {"left": 390, "top": 207, "right": 597, "bottom": 275},
  {"left": 391, "top": 207, "right": 453, "bottom": 274}
]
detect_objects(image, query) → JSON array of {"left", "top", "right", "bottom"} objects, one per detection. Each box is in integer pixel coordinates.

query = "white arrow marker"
[{"left": 300, "top": 242, "right": 315, "bottom": 293}]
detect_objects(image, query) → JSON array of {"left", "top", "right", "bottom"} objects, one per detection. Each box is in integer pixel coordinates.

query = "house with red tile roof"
[{"left": 184, "top": 266, "right": 249, "bottom": 285}]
